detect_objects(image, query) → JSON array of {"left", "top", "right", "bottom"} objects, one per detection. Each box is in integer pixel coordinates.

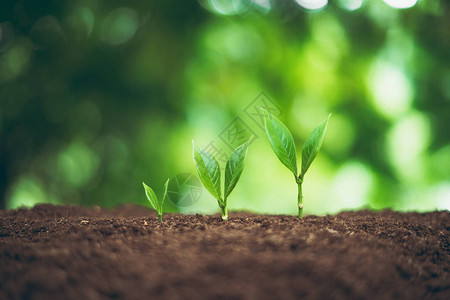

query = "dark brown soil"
[{"left": 0, "top": 204, "right": 449, "bottom": 300}]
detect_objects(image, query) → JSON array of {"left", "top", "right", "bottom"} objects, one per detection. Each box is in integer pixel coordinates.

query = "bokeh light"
[
  {"left": 368, "top": 61, "right": 413, "bottom": 118},
  {"left": 0, "top": 0, "right": 449, "bottom": 214},
  {"left": 203, "top": 0, "right": 251, "bottom": 15},
  {"left": 383, "top": 0, "right": 418, "bottom": 9},
  {"left": 101, "top": 8, "right": 139, "bottom": 45},
  {"left": 338, "top": 0, "right": 364, "bottom": 11},
  {"left": 295, "top": 0, "right": 328, "bottom": 11},
  {"left": 386, "top": 111, "right": 431, "bottom": 183}
]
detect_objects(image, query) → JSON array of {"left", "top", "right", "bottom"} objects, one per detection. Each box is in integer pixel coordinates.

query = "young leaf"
[
  {"left": 261, "top": 108, "right": 298, "bottom": 177},
  {"left": 301, "top": 114, "right": 331, "bottom": 176},
  {"left": 192, "top": 141, "right": 222, "bottom": 201},
  {"left": 224, "top": 136, "right": 253, "bottom": 200},
  {"left": 142, "top": 182, "right": 159, "bottom": 212},
  {"left": 160, "top": 178, "right": 170, "bottom": 215}
]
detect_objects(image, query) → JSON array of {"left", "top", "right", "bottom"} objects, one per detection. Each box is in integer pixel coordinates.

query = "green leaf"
[
  {"left": 301, "top": 113, "right": 331, "bottom": 176},
  {"left": 192, "top": 141, "right": 222, "bottom": 201},
  {"left": 224, "top": 136, "right": 253, "bottom": 200},
  {"left": 261, "top": 108, "right": 298, "bottom": 177},
  {"left": 142, "top": 182, "right": 159, "bottom": 212},
  {"left": 160, "top": 178, "right": 170, "bottom": 215}
]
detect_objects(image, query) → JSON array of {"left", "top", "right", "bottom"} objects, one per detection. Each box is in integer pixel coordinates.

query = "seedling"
[
  {"left": 261, "top": 108, "right": 330, "bottom": 219},
  {"left": 192, "top": 136, "right": 253, "bottom": 221},
  {"left": 142, "top": 179, "right": 169, "bottom": 222}
]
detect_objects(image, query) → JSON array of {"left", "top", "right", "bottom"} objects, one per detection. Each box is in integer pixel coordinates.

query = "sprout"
[
  {"left": 142, "top": 179, "right": 169, "bottom": 222},
  {"left": 261, "top": 108, "right": 331, "bottom": 219},
  {"left": 192, "top": 137, "right": 253, "bottom": 221}
]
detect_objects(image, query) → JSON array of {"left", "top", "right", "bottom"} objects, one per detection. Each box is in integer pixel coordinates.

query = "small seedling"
[
  {"left": 192, "top": 136, "right": 253, "bottom": 221},
  {"left": 142, "top": 179, "right": 169, "bottom": 222},
  {"left": 261, "top": 108, "right": 330, "bottom": 219}
]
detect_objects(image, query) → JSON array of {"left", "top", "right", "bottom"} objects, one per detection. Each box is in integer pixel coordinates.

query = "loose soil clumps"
[{"left": 0, "top": 204, "right": 449, "bottom": 299}]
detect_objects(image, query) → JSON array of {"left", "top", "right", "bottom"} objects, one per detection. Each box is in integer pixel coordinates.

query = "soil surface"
[{"left": 0, "top": 204, "right": 449, "bottom": 300}]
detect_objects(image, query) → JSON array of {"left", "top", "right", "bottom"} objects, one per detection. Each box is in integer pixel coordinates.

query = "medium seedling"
[
  {"left": 142, "top": 179, "right": 169, "bottom": 222},
  {"left": 261, "top": 108, "right": 330, "bottom": 219},
  {"left": 192, "top": 136, "right": 253, "bottom": 221}
]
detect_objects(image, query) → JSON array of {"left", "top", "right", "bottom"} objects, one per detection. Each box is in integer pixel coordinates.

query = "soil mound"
[{"left": 0, "top": 204, "right": 448, "bottom": 299}]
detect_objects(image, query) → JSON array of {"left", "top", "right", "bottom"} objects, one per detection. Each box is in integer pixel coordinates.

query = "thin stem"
[
  {"left": 220, "top": 206, "right": 228, "bottom": 221},
  {"left": 297, "top": 182, "right": 303, "bottom": 219},
  {"left": 158, "top": 214, "right": 162, "bottom": 222}
]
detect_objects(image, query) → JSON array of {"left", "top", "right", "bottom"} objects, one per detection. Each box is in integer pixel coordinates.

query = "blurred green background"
[{"left": 1, "top": 0, "right": 449, "bottom": 215}]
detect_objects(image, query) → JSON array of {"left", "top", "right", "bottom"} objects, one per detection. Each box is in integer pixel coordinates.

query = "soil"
[{"left": 0, "top": 204, "right": 449, "bottom": 300}]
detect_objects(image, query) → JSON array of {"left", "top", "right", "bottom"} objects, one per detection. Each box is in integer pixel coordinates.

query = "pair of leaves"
[
  {"left": 193, "top": 136, "right": 252, "bottom": 206},
  {"left": 142, "top": 179, "right": 169, "bottom": 217},
  {"left": 261, "top": 108, "right": 330, "bottom": 180}
]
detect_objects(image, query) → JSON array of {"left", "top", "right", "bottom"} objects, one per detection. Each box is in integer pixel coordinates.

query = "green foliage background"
[{"left": 1, "top": 0, "right": 449, "bottom": 214}]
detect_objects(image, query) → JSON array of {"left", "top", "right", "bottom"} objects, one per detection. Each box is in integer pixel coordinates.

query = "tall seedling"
[{"left": 261, "top": 108, "right": 330, "bottom": 219}]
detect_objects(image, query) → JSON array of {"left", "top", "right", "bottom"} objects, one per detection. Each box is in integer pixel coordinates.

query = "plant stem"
[
  {"left": 297, "top": 181, "right": 303, "bottom": 219},
  {"left": 220, "top": 206, "right": 228, "bottom": 221},
  {"left": 158, "top": 214, "right": 162, "bottom": 222}
]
